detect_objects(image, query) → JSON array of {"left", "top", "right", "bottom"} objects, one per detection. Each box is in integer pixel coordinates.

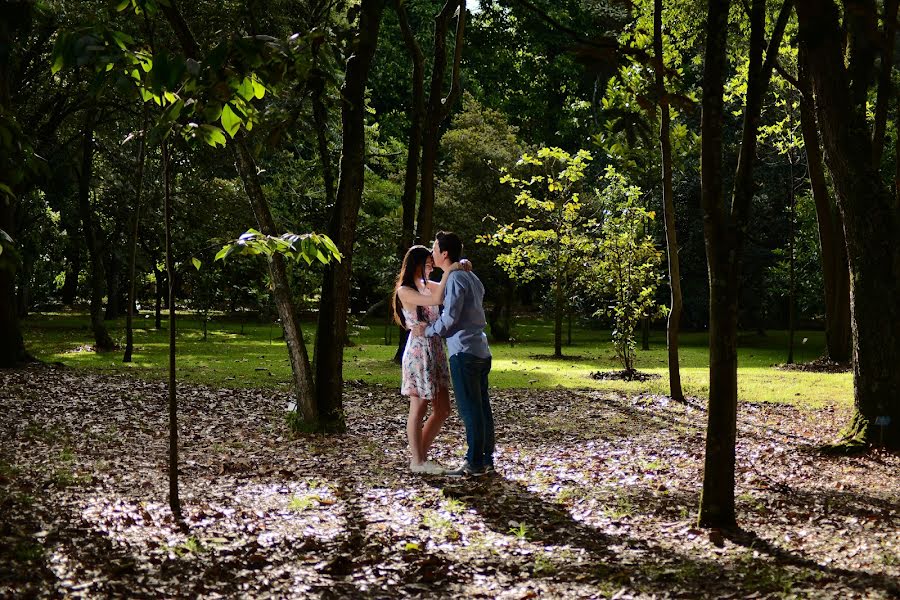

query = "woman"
[{"left": 392, "top": 245, "right": 460, "bottom": 474}]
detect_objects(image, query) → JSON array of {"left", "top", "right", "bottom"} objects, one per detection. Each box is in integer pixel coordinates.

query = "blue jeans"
[{"left": 449, "top": 353, "right": 494, "bottom": 469}]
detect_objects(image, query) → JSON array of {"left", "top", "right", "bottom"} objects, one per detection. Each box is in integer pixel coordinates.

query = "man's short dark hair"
[{"left": 435, "top": 231, "right": 463, "bottom": 263}]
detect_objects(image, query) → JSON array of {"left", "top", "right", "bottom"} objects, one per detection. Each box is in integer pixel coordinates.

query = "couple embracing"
[{"left": 391, "top": 231, "right": 494, "bottom": 477}]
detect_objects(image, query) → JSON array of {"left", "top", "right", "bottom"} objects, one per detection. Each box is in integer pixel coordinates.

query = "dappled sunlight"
[{"left": 1, "top": 365, "right": 897, "bottom": 597}]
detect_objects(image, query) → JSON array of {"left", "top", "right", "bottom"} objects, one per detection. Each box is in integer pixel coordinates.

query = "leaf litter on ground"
[{"left": 0, "top": 365, "right": 898, "bottom": 598}]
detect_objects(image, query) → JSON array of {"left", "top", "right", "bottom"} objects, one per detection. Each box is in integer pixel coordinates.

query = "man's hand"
[
  {"left": 459, "top": 258, "right": 473, "bottom": 272},
  {"left": 411, "top": 323, "right": 427, "bottom": 337}
]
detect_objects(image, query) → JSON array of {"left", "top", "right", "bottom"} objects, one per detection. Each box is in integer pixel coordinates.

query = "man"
[{"left": 412, "top": 231, "right": 494, "bottom": 477}]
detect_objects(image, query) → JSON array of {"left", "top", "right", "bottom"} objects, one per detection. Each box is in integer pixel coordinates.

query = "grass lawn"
[{"left": 21, "top": 310, "right": 852, "bottom": 408}]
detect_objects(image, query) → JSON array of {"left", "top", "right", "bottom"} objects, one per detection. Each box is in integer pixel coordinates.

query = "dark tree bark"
[
  {"left": 871, "top": 0, "right": 898, "bottom": 166},
  {"left": 124, "top": 107, "right": 148, "bottom": 363},
  {"left": 416, "top": 0, "right": 465, "bottom": 244},
  {"left": 61, "top": 254, "right": 79, "bottom": 306},
  {"left": 159, "top": 0, "right": 319, "bottom": 425},
  {"left": 654, "top": 0, "right": 684, "bottom": 401},
  {"left": 698, "top": 0, "right": 791, "bottom": 529},
  {"left": 796, "top": 0, "right": 900, "bottom": 449},
  {"left": 0, "top": 9, "right": 27, "bottom": 368},
  {"left": 15, "top": 253, "right": 31, "bottom": 318},
  {"left": 309, "top": 64, "right": 335, "bottom": 209},
  {"left": 154, "top": 265, "right": 163, "bottom": 330},
  {"left": 392, "top": 0, "right": 430, "bottom": 364},
  {"left": 314, "top": 0, "right": 386, "bottom": 432},
  {"left": 797, "top": 51, "right": 852, "bottom": 363},
  {"left": 103, "top": 253, "right": 121, "bottom": 320},
  {"left": 787, "top": 153, "right": 796, "bottom": 365},
  {"left": 77, "top": 107, "right": 115, "bottom": 352},
  {"left": 234, "top": 136, "right": 318, "bottom": 424},
  {"left": 162, "top": 140, "right": 181, "bottom": 521}
]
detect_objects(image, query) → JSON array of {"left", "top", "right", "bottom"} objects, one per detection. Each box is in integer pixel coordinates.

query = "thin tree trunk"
[
  {"left": 314, "top": 0, "right": 386, "bottom": 432},
  {"left": 797, "top": 52, "right": 852, "bottom": 363},
  {"left": 77, "top": 107, "right": 115, "bottom": 352},
  {"left": 796, "top": 0, "right": 900, "bottom": 449},
  {"left": 698, "top": 0, "right": 790, "bottom": 528},
  {"left": 393, "top": 0, "right": 426, "bottom": 363},
  {"left": 233, "top": 136, "right": 318, "bottom": 424},
  {"left": 310, "top": 66, "right": 335, "bottom": 209},
  {"left": 554, "top": 274, "right": 563, "bottom": 357},
  {"left": 15, "top": 255, "right": 32, "bottom": 318},
  {"left": 416, "top": 0, "right": 465, "bottom": 244},
  {"left": 871, "top": 0, "right": 898, "bottom": 166},
  {"left": 162, "top": 139, "right": 181, "bottom": 520},
  {"left": 159, "top": 0, "right": 320, "bottom": 425},
  {"left": 787, "top": 159, "right": 796, "bottom": 365},
  {"left": 124, "top": 107, "right": 148, "bottom": 363},
  {"left": 654, "top": 0, "right": 684, "bottom": 401},
  {"left": 154, "top": 265, "right": 163, "bottom": 329},
  {"left": 104, "top": 253, "right": 120, "bottom": 320}
]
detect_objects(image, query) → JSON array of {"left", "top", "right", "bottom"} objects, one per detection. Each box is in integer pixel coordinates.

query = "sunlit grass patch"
[{"left": 22, "top": 312, "right": 852, "bottom": 407}]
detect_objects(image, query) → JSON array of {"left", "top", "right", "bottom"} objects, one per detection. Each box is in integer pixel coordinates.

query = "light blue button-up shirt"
[{"left": 425, "top": 270, "right": 492, "bottom": 359}]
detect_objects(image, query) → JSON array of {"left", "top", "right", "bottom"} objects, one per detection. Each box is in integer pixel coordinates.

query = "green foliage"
[
  {"left": 480, "top": 146, "right": 596, "bottom": 309},
  {"left": 215, "top": 229, "right": 341, "bottom": 266},
  {"left": 584, "top": 167, "right": 666, "bottom": 372},
  {"left": 50, "top": 20, "right": 326, "bottom": 147}
]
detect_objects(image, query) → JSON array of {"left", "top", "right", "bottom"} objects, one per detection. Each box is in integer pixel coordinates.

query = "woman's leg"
[
  {"left": 422, "top": 385, "right": 451, "bottom": 456},
  {"left": 407, "top": 395, "right": 429, "bottom": 464}
]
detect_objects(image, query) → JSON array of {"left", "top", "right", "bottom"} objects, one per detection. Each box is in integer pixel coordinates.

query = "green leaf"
[
  {"left": 115, "top": 0, "right": 131, "bottom": 10},
  {"left": 191, "top": 257, "right": 201, "bottom": 270},
  {"left": 0, "top": 183, "right": 16, "bottom": 200},
  {"left": 251, "top": 77, "right": 266, "bottom": 99},
  {"left": 214, "top": 246, "right": 229, "bottom": 261},
  {"left": 199, "top": 124, "right": 227, "bottom": 148},
  {"left": 221, "top": 103, "right": 241, "bottom": 138}
]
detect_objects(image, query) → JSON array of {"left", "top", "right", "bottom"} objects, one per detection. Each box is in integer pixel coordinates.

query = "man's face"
[{"left": 431, "top": 239, "right": 443, "bottom": 267}]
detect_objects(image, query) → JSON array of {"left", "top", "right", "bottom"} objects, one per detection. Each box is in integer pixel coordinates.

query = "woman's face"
[{"left": 424, "top": 257, "right": 434, "bottom": 279}]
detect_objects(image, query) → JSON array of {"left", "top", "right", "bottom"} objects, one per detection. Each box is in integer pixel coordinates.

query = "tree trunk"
[
  {"left": 104, "top": 253, "right": 120, "bottom": 320},
  {"left": 61, "top": 255, "right": 79, "bottom": 306},
  {"left": 416, "top": 0, "right": 465, "bottom": 244},
  {"left": 233, "top": 135, "right": 318, "bottom": 424},
  {"left": 796, "top": 0, "right": 900, "bottom": 449},
  {"left": 797, "top": 52, "right": 852, "bottom": 364},
  {"left": 314, "top": 0, "right": 386, "bottom": 432},
  {"left": 162, "top": 140, "right": 181, "bottom": 520},
  {"left": 654, "top": 0, "right": 684, "bottom": 401},
  {"left": 124, "top": 107, "right": 148, "bottom": 363},
  {"left": 870, "top": 0, "right": 898, "bottom": 167},
  {"left": 0, "top": 13, "right": 26, "bottom": 367},
  {"left": 154, "top": 265, "right": 163, "bottom": 329},
  {"left": 698, "top": 0, "right": 790, "bottom": 528},
  {"left": 787, "top": 160, "right": 796, "bottom": 365},
  {"left": 393, "top": 0, "right": 427, "bottom": 364},
  {"left": 15, "top": 254, "right": 32, "bottom": 318},
  {"left": 77, "top": 107, "right": 115, "bottom": 352},
  {"left": 553, "top": 274, "right": 563, "bottom": 357}
]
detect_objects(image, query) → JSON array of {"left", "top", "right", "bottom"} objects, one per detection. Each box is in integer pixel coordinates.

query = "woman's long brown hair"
[{"left": 392, "top": 245, "right": 431, "bottom": 329}]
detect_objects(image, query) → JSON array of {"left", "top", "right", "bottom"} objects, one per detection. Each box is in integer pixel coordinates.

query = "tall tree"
[
  {"left": 0, "top": 1, "right": 35, "bottom": 368},
  {"left": 76, "top": 107, "right": 115, "bottom": 352},
  {"left": 698, "top": 0, "right": 791, "bottom": 528},
  {"left": 161, "top": 138, "right": 181, "bottom": 520},
  {"left": 124, "top": 106, "right": 149, "bottom": 363},
  {"left": 796, "top": 51, "right": 852, "bottom": 363},
  {"left": 795, "top": 0, "right": 900, "bottom": 449},
  {"left": 415, "top": 0, "right": 465, "bottom": 244},
  {"left": 314, "top": 0, "right": 387, "bottom": 431},
  {"left": 653, "top": 0, "right": 684, "bottom": 401},
  {"left": 158, "top": 0, "right": 321, "bottom": 426}
]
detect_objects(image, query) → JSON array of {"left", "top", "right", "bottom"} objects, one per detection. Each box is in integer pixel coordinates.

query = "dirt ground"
[{"left": 1, "top": 365, "right": 898, "bottom": 599}]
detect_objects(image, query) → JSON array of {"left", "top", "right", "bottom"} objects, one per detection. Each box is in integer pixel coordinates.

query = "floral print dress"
[{"left": 400, "top": 304, "right": 450, "bottom": 400}]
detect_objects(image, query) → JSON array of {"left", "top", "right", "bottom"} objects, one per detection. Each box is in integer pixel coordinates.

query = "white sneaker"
[{"left": 410, "top": 460, "right": 445, "bottom": 475}]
